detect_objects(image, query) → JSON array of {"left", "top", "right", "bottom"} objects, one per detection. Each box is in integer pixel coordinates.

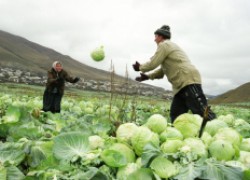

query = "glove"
[
  {"left": 132, "top": 61, "right": 141, "bottom": 71},
  {"left": 135, "top": 73, "right": 149, "bottom": 82},
  {"left": 72, "top": 77, "right": 80, "bottom": 83}
]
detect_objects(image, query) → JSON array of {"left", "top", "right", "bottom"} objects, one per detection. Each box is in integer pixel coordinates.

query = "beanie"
[{"left": 154, "top": 25, "right": 171, "bottom": 39}]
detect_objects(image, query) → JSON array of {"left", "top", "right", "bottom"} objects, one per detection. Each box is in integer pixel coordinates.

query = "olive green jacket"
[
  {"left": 139, "top": 40, "right": 201, "bottom": 95},
  {"left": 46, "top": 68, "right": 76, "bottom": 94}
]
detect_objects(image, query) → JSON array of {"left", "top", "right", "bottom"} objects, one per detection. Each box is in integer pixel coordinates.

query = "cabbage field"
[{"left": 0, "top": 83, "right": 250, "bottom": 180}]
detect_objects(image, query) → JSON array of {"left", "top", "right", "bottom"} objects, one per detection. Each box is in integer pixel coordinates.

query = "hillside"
[
  {"left": 0, "top": 30, "right": 173, "bottom": 98},
  {"left": 0, "top": 30, "right": 129, "bottom": 82},
  {"left": 209, "top": 82, "right": 250, "bottom": 104}
]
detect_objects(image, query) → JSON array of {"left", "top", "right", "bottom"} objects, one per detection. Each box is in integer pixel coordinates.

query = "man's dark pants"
[{"left": 170, "top": 84, "right": 216, "bottom": 123}]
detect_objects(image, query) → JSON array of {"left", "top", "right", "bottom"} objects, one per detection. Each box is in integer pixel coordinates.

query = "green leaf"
[
  {"left": 101, "top": 149, "right": 127, "bottom": 167},
  {"left": 127, "top": 168, "right": 155, "bottom": 180},
  {"left": 1, "top": 106, "right": 21, "bottom": 124},
  {"left": 84, "top": 167, "right": 109, "bottom": 180},
  {"left": 68, "top": 167, "right": 109, "bottom": 180},
  {"left": 92, "top": 121, "right": 111, "bottom": 136},
  {"left": 0, "top": 165, "right": 7, "bottom": 180},
  {"left": 200, "top": 159, "right": 243, "bottom": 180},
  {"left": 0, "top": 124, "right": 10, "bottom": 138},
  {"left": 53, "top": 132, "right": 91, "bottom": 162},
  {"left": 141, "top": 143, "right": 161, "bottom": 168},
  {"left": 173, "top": 162, "right": 204, "bottom": 180},
  {"left": 101, "top": 142, "right": 135, "bottom": 168},
  {"left": 150, "top": 156, "right": 179, "bottom": 178},
  {"left": 235, "top": 122, "right": 250, "bottom": 138},
  {"left": 9, "top": 122, "right": 44, "bottom": 141},
  {"left": 27, "top": 141, "right": 54, "bottom": 168},
  {"left": 6, "top": 166, "right": 25, "bottom": 180},
  {"left": 243, "top": 169, "right": 250, "bottom": 180},
  {"left": 0, "top": 142, "right": 25, "bottom": 166}
]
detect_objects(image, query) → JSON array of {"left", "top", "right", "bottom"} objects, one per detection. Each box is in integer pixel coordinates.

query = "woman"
[{"left": 42, "top": 61, "right": 80, "bottom": 113}]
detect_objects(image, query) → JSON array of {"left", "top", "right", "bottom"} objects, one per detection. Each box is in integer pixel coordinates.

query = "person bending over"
[{"left": 133, "top": 25, "right": 216, "bottom": 122}]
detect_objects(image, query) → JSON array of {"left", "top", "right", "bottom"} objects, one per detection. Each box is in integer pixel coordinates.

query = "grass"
[
  {"left": 1, "top": 82, "right": 248, "bottom": 122},
  {"left": 0, "top": 82, "right": 167, "bottom": 104}
]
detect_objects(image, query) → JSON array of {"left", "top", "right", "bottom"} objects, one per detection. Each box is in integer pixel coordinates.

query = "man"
[
  {"left": 42, "top": 61, "right": 80, "bottom": 113},
  {"left": 132, "top": 25, "right": 216, "bottom": 122}
]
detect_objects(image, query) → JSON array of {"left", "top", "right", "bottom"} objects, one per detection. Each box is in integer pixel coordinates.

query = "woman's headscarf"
[{"left": 52, "top": 61, "right": 62, "bottom": 70}]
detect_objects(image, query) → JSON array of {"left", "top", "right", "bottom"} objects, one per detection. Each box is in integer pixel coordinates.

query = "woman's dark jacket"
[{"left": 45, "top": 68, "right": 77, "bottom": 95}]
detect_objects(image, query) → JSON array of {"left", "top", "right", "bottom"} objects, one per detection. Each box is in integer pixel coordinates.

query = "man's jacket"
[{"left": 140, "top": 40, "right": 201, "bottom": 95}]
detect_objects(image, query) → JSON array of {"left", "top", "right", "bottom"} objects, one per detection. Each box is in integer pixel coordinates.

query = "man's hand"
[
  {"left": 132, "top": 61, "right": 141, "bottom": 71},
  {"left": 135, "top": 73, "right": 149, "bottom": 82},
  {"left": 73, "top": 77, "right": 80, "bottom": 83}
]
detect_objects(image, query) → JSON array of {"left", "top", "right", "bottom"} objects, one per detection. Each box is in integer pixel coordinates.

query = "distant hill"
[
  {"left": 209, "top": 82, "right": 250, "bottom": 104},
  {"left": 0, "top": 30, "right": 128, "bottom": 82},
  {"left": 0, "top": 30, "right": 172, "bottom": 97}
]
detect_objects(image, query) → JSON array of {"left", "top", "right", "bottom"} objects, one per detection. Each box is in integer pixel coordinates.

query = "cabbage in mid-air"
[{"left": 91, "top": 46, "right": 105, "bottom": 61}]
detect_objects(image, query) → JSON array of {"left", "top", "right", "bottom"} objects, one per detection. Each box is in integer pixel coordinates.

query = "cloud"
[{"left": 1, "top": 0, "right": 250, "bottom": 95}]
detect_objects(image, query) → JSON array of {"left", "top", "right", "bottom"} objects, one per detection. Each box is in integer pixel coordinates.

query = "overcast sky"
[{"left": 1, "top": 0, "right": 250, "bottom": 95}]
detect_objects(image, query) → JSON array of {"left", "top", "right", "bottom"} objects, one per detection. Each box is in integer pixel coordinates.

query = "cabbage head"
[
  {"left": 180, "top": 145, "right": 192, "bottom": 153},
  {"left": 145, "top": 114, "right": 168, "bottom": 134},
  {"left": 136, "top": 157, "right": 142, "bottom": 167},
  {"left": 91, "top": 46, "right": 105, "bottom": 61},
  {"left": 234, "top": 119, "right": 250, "bottom": 138},
  {"left": 173, "top": 113, "right": 202, "bottom": 138},
  {"left": 240, "top": 138, "right": 250, "bottom": 152},
  {"left": 116, "top": 123, "right": 139, "bottom": 143},
  {"left": 160, "top": 127, "right": 183, "bottom": 143},
  {"left": 150, "top": 156, "right": 179, "bottom": 178},
  {"left": 131, "top": 126, "right": 159, "bottom": 156},
  {"left": 88, "top": 135, "right": 104, "bottom": 150},
  {"left": 238, "top": 151, "right": 250, "bottom": 168},
  {"left": 208, "top": 139, "right": 235, "bottom": 161},
  {"left": 84, "top": 107, "right": 94, "bottom": 114},
  {"left": 116, "top": 163, "right": 139, "bottom": 180},
  {"left": 101, "top": 143, "right": 135, "bottom": 167},
  {"left": 183, "top": 138, "right": 208, "bottom": 157},
  {"left": 127, "top": 168, "right": 155, "bottom": 180},
  {"left": 201, "top": 131, "right": 213, "bottom": 147},
  {"left": 160, "top": 139, "right": 183, "bottom": 153},
  {"left": 213, "top": 127, "right": 242, "bottom": 146},
  {"left": 205, "top": 119, "right": 228, "bottom": 136},
  {"left": 218, "top": 114, "right": 235, "bottom": 127},
  {"left": 234, "top": 118, "right": 249, "bottom": 127}
]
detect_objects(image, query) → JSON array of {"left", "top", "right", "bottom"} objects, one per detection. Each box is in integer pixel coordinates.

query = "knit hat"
[
  {"left": 154, "top": 25, "right": 171, "bottom": 39},
  {"left": 52, "top": 61, "right": 62, "bottom": 70}
]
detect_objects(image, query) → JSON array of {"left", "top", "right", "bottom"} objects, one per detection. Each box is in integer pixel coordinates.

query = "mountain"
[
  {"left": 0, "top": 30, "right": 173, "bottom": 98},
  {"left": 0, "top": 30, "right": 128, "bottom": 82},
  {"left": 209, "top": 82, "right": 250, "bottom": 104}
]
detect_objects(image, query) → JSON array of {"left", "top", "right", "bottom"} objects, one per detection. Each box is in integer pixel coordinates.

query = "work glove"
[
  {"left": 135, "top": 73, "right": 149, "bottom": 82},
  {"left": 72, "top": 77, "right": 80, "bottom": 83},
  {"left": 132, "top": 61, "right": 141, "bottom": 71}
]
